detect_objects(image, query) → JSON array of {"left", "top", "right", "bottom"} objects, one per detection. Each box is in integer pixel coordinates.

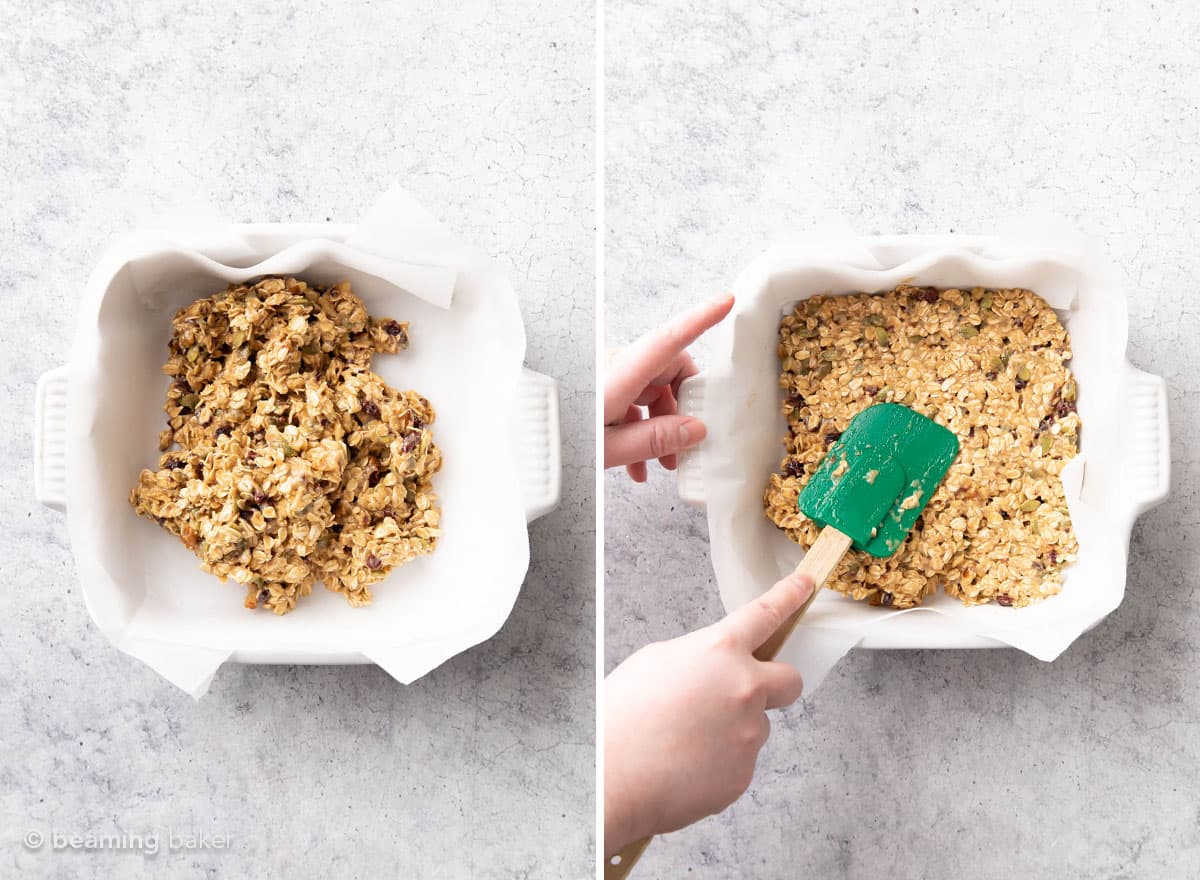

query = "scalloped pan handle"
[
  {"left": 1122, "top": 364, "right": 1170, "bottom": 517},
  {"left": 676, "top": 374, "right": 707, "bottom": 507},
  {"left": 35, "top": 365, "right": 70, "bottom": 513},
  {"left": 517, "top": 368, "right": 562, "bottom": 522}
]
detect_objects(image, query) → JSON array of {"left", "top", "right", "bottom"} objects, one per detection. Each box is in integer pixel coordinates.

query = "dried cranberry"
[
  {"left": 362, "top": 399, "right": 381, "bottom": 418},
  {"left": 1048, "top": 549, "right": 1058, "bottom": 565},
  {"left": 996, "top": 594, "right": 1013, "bottom": 607},
  {"left": 381, "top": 507, "right": 396, "bottom": 521},
  {"left": 250, "top": 489, "right": 267, "bottom": 506},
  {"left": 782, "top": 459, "right": 804, "bottom": 478},
  {"left": 402, "top": 431, "right": 421, "bottom": 453},
  {"left": 824, "top": 431, "right": 843, "bottom": 446},
  {"left": 366, "top": 554, "right": 383, "bottom": 571},
  {"left": 1015, "top": 378, "right": 1028, "bottom": 392},
  {"left": 914, "top": 287, "right": 939, "bottom": 303},
  {"left": 785, "top": 392, "right": 806, "bottom": 409},
  {"left": 863, "top": 386, "right": 879, "bottom": 398},
  {"left": 985, "top": 371, "right": 998, "bottom": 381},
  {"left": 383, "top": 321, "right": 408, "bottom": 345},
  {"left": 258, "top": 588, "right": 270, "bottom": 604},
  {"left": 367, "top": 467, "right": 383, "bottom": 488},
  {"left": 214, "top": 425, "right": 232, "bottom": 438},
  {"left": 163, "top": 457, "right": 185, "bottom": 469},
  {"left": 879, "top": 591, "right": 894, "bottom": 607},
  {"left": 412, "top": 416, "right": 425, "bottom": 430},
  {"left": 1037, "top": 414, "right": 1054, "bottom": 434},
  {"left": 914, "top": 515, "right": 925, "bottom": 531},
  {"left": 1055, "top": 398, "right": 1077, "bottom": 418},
  {"left": 967, "top": 426, "right": 975, "bottom": 438}
]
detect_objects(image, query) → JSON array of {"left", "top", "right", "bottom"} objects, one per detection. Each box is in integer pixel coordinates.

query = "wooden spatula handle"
[
  {"left": 605, "top": 526, "right": 853, "bottom": 878},
  {"left": 605, "top": 835, "right": 652, "bottom": 879},
  {"left": 753, "top": 525, "right": 853, "bottom": 662}
]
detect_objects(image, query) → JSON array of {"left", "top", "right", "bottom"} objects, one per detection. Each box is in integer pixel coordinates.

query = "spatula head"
[{"left": 798, "top": 403, "right": 959, "bottom": 558}]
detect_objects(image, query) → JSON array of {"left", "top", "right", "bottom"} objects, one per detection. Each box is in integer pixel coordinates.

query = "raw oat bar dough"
[
  {"left": 130, "top": 276, "right": 442, "bottom": 614},
  {"left": 763, "top": 284, "right": 1080, "bottom": 609}
]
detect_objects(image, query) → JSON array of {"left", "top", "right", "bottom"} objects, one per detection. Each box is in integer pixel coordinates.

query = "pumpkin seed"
[
  {"left": 958, "top": 325, "right": 979, "bottom": 338},
  {"left": 1020, "top": 499, "right": 1041, "bottom": 512},
  {"left": 875, "top": 327, "right": 890, "bottom": 345},
  {"left": 907, "top": 334, "right": 925, "bottom": 345},
  {"left": 1016, "top": 364, "right": 1032, "bottom": 382},
  {"left": 179, "top": 393, "right": 200, "bottom": 410},
  {"left": 820, "top": 349, "right": 838, "bottom": 361},
  {"left": 1040, "top": 434, "right": 1053, "bottom": 454}
]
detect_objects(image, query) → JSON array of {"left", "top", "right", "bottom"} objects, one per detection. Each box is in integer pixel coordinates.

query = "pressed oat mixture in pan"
[
  {"left": 130, "top": 277, "right": 442, "bottom": 614},
  {"left": 764, "top": 284, "right": 1080, "bottom": 609}
]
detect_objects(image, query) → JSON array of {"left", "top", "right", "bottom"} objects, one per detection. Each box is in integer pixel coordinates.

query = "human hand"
[
  {"left": 603, "top": 572, "right": 814, "bottom": 854},
  {"left": 604, "top": 294, "right": 734, "bottom": 481}
]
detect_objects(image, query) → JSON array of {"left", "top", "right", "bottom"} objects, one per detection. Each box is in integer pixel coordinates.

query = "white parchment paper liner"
[
  {"left": 703, "top": 222, "right": 1140, "bottom": 693},
  {"left": 65, "top": 187, "right": 529, "bottom": 697}
]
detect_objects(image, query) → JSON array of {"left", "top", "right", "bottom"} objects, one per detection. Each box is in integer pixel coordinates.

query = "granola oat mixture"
[
  {"left": 764, "top": 284, "right": 1080, "bottom": 609},
  {"left": 130, "top": 277, "right": 441, "bottom": 614}
]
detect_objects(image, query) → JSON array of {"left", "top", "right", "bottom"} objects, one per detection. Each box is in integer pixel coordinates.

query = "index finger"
[
  {"left": 721, "top": 572, "right": 815, "bottom": 651},
  {"left": 604, "top": 294, "right": 734, "bottom": 422}
]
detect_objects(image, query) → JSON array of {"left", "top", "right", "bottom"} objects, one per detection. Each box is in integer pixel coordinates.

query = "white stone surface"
[
  {"left": 1, "top": 2, "right": 593, "bottom": 877},
  {"left": 606, "top": 1, "right": 1196, "bottom": 877}
]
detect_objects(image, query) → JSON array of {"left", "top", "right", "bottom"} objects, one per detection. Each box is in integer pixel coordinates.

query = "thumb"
[
  {"left": 604, "top": 415, "right": 706, "bottom": 469},
  {"left": 721, "top": 572, "right": 816, "bottom": 651}
]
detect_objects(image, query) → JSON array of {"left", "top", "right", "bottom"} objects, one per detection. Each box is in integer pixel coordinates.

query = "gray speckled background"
[
  {"left": 606, "top": 1, "right": 1196, "bottom": 877},
  {"left": 1, "top": 2, "right": 593, "bottom": 878}
]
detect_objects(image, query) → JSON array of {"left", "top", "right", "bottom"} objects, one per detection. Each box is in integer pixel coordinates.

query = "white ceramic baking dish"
[
  {"left": 677, "top": 234, "right": 1169, "bottom": 652},
  {"left": 33, "top": 223, "right": 561, "bottom": 693}
]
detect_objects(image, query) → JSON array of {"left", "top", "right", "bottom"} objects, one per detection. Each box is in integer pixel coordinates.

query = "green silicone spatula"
[
  {"left": 605, "top": 404, "right": 959, "bottom": 880},
  {"left": 753, "top": 403, "right": 960, "bottom": 661}
]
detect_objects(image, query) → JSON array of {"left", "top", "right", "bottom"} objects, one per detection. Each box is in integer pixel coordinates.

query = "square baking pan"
[
  {"left": 676, "top": 234, "right": 1169, "bottom": 651},
  {"left": 33, "top": 223, "right": 561, "bottom": 693}
]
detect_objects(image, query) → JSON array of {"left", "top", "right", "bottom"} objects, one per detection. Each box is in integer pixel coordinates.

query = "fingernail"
[{"left": 678, "top": 423, "right": 692, "bottom": 446}]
